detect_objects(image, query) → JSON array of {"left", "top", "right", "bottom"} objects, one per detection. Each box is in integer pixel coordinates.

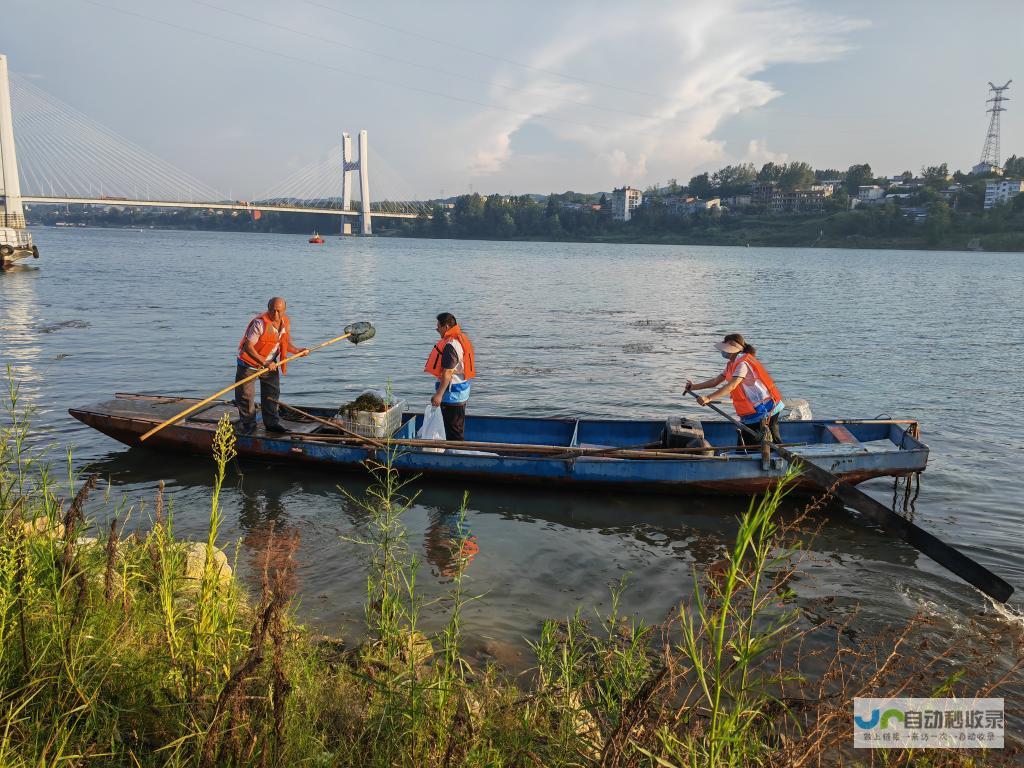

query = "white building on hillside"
[
  {"left": 857, "top": 185, "right": 885, "bottom": 203},
  {"left": 972, "top": 162, "right": 1003, "bottom": 177},
  {"left": 611, "top": 186, "right": 643, "bottom": 221},
  {"left": 984, "top": 179, "right": 1024, "bottom": 209}
]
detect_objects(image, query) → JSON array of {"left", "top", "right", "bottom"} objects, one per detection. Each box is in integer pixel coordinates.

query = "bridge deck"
[{"left": 20, "top": 196, "right": 419, "bottom": 219}]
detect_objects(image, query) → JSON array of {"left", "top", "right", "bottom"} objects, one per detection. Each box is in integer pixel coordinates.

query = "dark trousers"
[
  {"left": 235, "top": 363, "right": 281, "bottom": 431},
  {"left": 441, "top": 402, "right": 466, "bottom": 441},
  {"left": 738, "top": 412, "right": 781, "bottom": 452}
]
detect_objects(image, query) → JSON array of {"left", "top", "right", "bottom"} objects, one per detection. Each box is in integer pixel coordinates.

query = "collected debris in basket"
[
  {"left": 335, "top": 389, "right": 406, "bottom": 439},
  {"left": 340, "top": 392, "right": 389, "bottom": 416}
]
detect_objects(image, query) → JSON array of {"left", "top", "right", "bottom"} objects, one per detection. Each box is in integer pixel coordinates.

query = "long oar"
[
  {"left": 685, "top": 390, "right": 1013, "bottom": 603},
  {"left": 139, "top": 321, "right": 375, "bottom": 442}
]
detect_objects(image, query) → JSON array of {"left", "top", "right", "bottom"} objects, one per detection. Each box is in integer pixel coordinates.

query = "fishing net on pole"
[{"left": 344, "top": 322, "right": 375, "bottom": 344}]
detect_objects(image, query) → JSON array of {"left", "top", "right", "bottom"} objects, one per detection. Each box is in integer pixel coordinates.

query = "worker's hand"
[
  {"left": 430, "top": 392, "right": 443, "bottom": 408},
  {"left": 696, "top": 395, "right": 709, "bottom": 406},
  {"left": 266, "top": 360, "right": 278, "bottom": 372},
  {"left": 684, "top": 380, "right": 693, "bottom": 393},
  {"left": 298, "top": 348, "right": 310, "bottom": 357}
]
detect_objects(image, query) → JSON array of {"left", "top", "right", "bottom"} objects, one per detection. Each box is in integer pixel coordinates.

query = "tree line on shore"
[
  {"left": 396, "top": 156, "right": 1024, "bottom": 249},
  {"left": 24, "top": 155, "right": 1024, "bottom": 251}
]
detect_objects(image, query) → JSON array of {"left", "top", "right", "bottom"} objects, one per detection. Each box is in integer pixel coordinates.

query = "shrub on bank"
[{"left": 0, "top": 374, "right": 1018, "bottom": 766}]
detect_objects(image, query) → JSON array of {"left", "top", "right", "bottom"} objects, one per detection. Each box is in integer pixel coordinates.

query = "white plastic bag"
[{"left": 417, "top": 405, "right": 446, "bottom": 452}]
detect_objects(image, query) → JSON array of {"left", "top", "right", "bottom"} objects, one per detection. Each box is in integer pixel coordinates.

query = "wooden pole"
[
  {"left": 269, "top": 399, "right": 386, "bottom": 450},
  {"left": 293, "top": 432, "right": 730, "bottom": 460},
  {"left": 139, "top": 330, "right": 354, "bottom": 442},
  {"left": 292, "top": 430, "right": 806, "bottom": 457}
]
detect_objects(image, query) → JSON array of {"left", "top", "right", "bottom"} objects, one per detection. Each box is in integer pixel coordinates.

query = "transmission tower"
[{"left": 979, "top": 80, "right": 1011, "bottom": 168}]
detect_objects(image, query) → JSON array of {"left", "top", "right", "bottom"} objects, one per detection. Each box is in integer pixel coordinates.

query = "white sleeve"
[
  {"left": 732, "top": 361, "right": 750, "bottom": 379},
  {"left": 244, "top": 318, "right": 264, "bottom": 344}
]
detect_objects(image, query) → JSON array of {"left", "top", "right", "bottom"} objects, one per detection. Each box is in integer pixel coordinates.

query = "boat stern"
[{"left": 0, "top": 226, "right": 37, "bottom": 267}]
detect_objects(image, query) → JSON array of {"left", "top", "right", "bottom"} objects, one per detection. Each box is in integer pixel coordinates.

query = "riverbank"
[
  {"left": 2, "top": 382, "right": 1020, "bottom": 766},
  {"left": 388, "top": 229, "right": 1024, "bottom": 253},
  {"left": 25, "top": 205, "right": 1024, "bottom": 252},
  {"left": 24, "top": 220, "right": 1024, "bottom": 253}
]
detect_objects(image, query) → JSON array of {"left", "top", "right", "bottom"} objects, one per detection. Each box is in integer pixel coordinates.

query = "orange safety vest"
[
  {"left": 724, "top": 353, "right": 781, "bottom": 418},
  {"left": 238, "top": 312, "right": 292, "bottom": 374},
  {"left": 424, "top": 324, "right": 476, "bottom": 379}
]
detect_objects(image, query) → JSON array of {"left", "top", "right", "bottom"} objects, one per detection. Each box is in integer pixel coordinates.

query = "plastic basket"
[{"left": 335, "top": 399, "right": 406, "bottom": 438}]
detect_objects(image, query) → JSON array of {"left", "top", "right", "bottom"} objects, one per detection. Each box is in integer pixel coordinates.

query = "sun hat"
[{"left": 713, "top": 339, "right": 744, "bottom": 354}]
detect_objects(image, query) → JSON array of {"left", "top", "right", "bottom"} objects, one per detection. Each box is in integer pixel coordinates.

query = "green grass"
[{"left": 0, "top": 371, "right": 1018, "bottom": 766}]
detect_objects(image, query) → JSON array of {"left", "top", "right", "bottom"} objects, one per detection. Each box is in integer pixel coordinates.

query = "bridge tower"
[
  {"left": 0, "top": 54, "right": 26, "bottom": 229},
  {"left": 341, "top": 130, "right": 371, "bottom": 235}
]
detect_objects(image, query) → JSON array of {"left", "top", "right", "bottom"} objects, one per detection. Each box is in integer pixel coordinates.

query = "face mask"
[{"left": 721, "top": 351, "right": 732, "bottom": 359}]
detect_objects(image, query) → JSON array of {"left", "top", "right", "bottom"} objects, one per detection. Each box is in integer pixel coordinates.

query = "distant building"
[
  {"left": 939, "top": 184, "right": 963, "bottom": 202},
  {"left": 751, "top": 182, "right": 781, "bottom": 211},
  {"left": 972, "top": 162, "right": 1004, "bottom": 177},
  {"left": 611, "top": 186, "right": 643, "bottom": 221},
  {"left": 984, "top": 179, "right": 1024, "bottom": 209},
  {"left": 886, "top": 182, "right": 922, "bottom": 195},
  {"left": 857, "top": 185, "right": 885, "bottom": 203},
  {"left": 722, "top": 194, "right": 752, "bottom": 208},
  {"left": 665, "top": 197, "right": 720, "bottom": 215},
  {"left": 900, "top": 206, "right": 929, "bottom": 223},
  {"left": 752, "top": 182, "right": 827, "bottom": 213},
  {"left": 692, "top": 198, "right": 721, "bottom": 211}
]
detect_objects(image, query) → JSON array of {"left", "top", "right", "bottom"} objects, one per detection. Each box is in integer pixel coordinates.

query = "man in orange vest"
[
  {"left": 425, "top": 312, "right": 476, "bottom": 441},
  {"left": 235, "top": 297, "right": 308, "bottom": 434}
]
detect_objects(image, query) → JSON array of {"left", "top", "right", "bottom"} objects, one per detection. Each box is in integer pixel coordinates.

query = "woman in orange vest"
[
  {"left": 425, "top": 312, "right": 476, "bottom": 441},
  {"left": 235, "top": 297, "right": 308, "bottom": 435},
  {"left": 685, "top": 333, "right": 783, "bottom": 450}
]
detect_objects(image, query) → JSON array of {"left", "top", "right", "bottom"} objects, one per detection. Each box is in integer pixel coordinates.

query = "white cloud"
[
  {"left": 745, "top": 139, "right": 788, "bottom": 165},
  {"left": 445, "top": 0, "right": 867, "bottom": 193}
]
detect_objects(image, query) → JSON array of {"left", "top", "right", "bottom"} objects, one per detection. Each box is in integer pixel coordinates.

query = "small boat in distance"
[
  {"left": 69, "top": 394, "right": 929, "bottom": 497},
  {"left": 308, "top": 232, "right": 324, "bottom": 244}
]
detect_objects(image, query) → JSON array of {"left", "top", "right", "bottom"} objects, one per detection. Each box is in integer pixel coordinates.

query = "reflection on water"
[
  {"left": 3, "top": 228, "right": 1024, "bottom": 670},
  {"left": 2, "top": 263, "right": 43, "bottom": 397},
  {"left": 424, "top": 506, "right": 479, "bottom": 580}
]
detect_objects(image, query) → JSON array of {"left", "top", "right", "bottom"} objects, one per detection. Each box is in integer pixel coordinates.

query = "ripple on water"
[{"left": 34, "top": 319, "right": 90, "bottom": 333}]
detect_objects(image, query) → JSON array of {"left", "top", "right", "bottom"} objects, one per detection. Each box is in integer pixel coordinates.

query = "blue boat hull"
[{"left": 69, "top": 395, "right": 929, "bottom": 496}]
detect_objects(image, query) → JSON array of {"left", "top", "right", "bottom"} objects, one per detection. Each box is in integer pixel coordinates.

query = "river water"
[{"left": 2, "top": 227, "right": 1023, "bottom": 671}]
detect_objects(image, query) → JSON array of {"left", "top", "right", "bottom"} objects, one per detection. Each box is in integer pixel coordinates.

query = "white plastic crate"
[{"left": 335, "top": 398, "right": 406, "bottom": 439}]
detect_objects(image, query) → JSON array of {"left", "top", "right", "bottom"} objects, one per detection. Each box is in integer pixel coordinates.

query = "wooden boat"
[{"left": 69, "top": 393, "right": 929, "bottom": 496}]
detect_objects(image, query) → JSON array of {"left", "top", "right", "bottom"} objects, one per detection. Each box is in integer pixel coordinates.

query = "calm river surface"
[{"left": 2, "top": 227, "right": 1023, "bottom": 669}]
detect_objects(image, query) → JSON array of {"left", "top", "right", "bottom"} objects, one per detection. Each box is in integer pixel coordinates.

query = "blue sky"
[{"left": 4, "top": 0, "right": 1022, "bottom": 199}]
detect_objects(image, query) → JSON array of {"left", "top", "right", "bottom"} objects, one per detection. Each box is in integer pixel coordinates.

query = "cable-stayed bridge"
[{"left": 0, "top": 52, "right": 429, "bottom": 254}]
